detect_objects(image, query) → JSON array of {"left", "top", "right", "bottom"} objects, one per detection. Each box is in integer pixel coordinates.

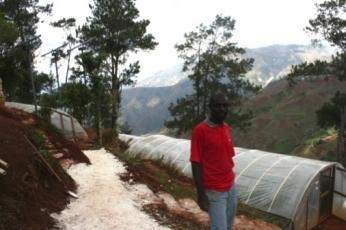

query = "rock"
[
  {"left": 59, "top": 158, "right": 75, "bottom": 170},
  {"left": 157, "top": 192, "right": 209, "bottom": 226},
  {"left": 128, "top": 183, "right": 159, "bottom": 205},
  {"left": 21, "top": 118, "right": 35, "bottom": 125},
  {"left": 0, "top": 168, "right": 6, "bottom": 175},
  {"left": 53, "top": 153, "right": 64, "bottom": 159},
  {"left": 178, "top": 198, "right": 209, "bottom": 225},
  {"left": 0, "top": 158, "right": 8, "bottom": 168}
]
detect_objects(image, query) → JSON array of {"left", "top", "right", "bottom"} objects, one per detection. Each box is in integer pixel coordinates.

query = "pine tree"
[
  {"left": 50, "top": 18, "right": 77, "bottom": 85},
  {"left": 286, "top": 0, "right": 346, "bottom": 162},
  {"left": 165, "top": 15, "right": 259, "bottom": 135},
  {"left": 79, "top": 0, "right": 157, "bottom": 143},
  {"left": 0, "top": 0, "right": 52, "bottom": 102}
]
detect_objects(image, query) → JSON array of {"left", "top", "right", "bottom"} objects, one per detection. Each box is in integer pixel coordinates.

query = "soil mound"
[{"left": 0, "top": 106, "right": 89, "bottom": 230}]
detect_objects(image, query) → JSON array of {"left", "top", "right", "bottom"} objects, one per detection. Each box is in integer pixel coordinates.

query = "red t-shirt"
[{"left": 190, "top": 121, "right": 236, "bottom": 191}]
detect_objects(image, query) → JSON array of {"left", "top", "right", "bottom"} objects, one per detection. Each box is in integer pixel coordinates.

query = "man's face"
[{"left": 209, "top": 96, "right": 229, "bottom": 124}]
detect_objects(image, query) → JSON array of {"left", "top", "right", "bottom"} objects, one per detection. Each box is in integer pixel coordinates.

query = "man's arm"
[{"left": 191, "top": 161, "right": 209, "bottom": 211}]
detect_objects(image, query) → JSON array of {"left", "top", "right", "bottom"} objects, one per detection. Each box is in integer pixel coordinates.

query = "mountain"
[
  {"left": 133, "top": 44, "right": 332, "bottom": 88},
  {"left": 243, "top": 44, "right": 332, "bottom": 86},
  {"left": 135, "top": 64, "right": 188, "bottom": 87},
  {"left": 120, "top": 80, "right": 192, "bottom": 134},
  {"left": 121, "top": 44, "right": 334, "bottom": 135}
]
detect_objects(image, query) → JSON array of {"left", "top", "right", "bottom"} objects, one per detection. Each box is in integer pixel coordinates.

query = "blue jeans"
[{"left": 205, "top": 185, "right": 237, "bottom": 230}]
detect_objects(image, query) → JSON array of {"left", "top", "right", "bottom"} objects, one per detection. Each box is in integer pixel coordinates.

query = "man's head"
[{"left": 209, "top": 91, "right": 229, "bottom": 124}]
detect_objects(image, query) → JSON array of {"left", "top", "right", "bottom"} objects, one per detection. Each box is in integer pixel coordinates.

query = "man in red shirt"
[{"left": 190, "top": 91, "right": 237, "bottom": 230}]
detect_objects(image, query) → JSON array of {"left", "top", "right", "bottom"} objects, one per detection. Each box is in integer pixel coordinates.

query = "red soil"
[{"left": 0, "top": 106, "right": 90, "bottom": 230}]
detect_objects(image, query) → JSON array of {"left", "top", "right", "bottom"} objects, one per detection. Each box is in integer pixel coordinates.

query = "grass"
[{"left": 292, "top": 128, "right": 337, "bottom": 157}]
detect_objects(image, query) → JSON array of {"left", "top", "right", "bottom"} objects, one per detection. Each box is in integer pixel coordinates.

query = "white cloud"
[{"left": 36, "top": 0, "right": 324, "bottom": 80}]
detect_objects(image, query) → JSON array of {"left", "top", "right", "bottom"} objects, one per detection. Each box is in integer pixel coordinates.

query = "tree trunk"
[
  {"left": 97, "top": 97, "right": 102, "bottom": 146},
  {"left": 94, "top": 82, "right": 102, "bottom": 145},
  {"left": 65, "top": 45, "right": 72, "bottom": 83},
  {"left": 337, "top": 108, "right": 346, "bottom": 160},
  {"left": 54, "top": 60, "right": 60, "bottom": 89},
  {"left": 111, "top": 55, "right": 119, "bottom": 145}
]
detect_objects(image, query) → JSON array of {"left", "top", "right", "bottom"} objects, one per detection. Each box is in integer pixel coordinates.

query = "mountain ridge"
[
  {"left": 121, "top": 44, "right": 334, "bottom": 135},
  {"left": 134, "top": 44, "right": 332, "bottom": 88}
]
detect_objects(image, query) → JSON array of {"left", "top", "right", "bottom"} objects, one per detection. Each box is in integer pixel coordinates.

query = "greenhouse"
[
  {"left": 6, "top": 102, "right": 87, "bottom": 140},
  {"left": 119, "top": 134, "right": 346, "bottom": 230}
]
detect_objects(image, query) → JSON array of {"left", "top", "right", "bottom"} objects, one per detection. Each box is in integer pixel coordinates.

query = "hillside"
[
  {"left": 121, "top": 80, "right": 192, "bottom": 134},
  {"left": 0, "top": 106, "right": 90, "bottom": 229},
  {"left": 233, "top": 75, "right": 345, "bottom": 160}
]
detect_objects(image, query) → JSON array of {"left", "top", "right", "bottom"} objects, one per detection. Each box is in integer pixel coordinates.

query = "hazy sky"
[{"left": 37, "top": 0, "right": 324, "bottom": 80}]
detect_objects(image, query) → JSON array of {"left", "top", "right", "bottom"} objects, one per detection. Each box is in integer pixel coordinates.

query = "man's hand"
[
  {"left": 191, "top": 162, "right": 209, "bottom": 211},
  {"left": 197, "top": 193, "right": 209, "bottom": 212}
]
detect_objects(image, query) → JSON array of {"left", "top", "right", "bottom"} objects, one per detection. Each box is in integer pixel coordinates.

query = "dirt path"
[{"left": 51, "top": 148, "right": 170, "bottom": 230}]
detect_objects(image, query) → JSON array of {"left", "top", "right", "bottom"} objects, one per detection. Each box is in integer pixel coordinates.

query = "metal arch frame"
[
  {"left": 234, "top": 149, "right": 334, "bottom": 224},
  {"left": 128, "top": 135, "right": 190, "bottom": 171},
  {"left": 120, "top": 134, "right": 340, "bottom": 229},
  {"left": 290, "top": 163, "right": 335, "bottom": 230},
  {"left": 267, "top": 161, "right": 308, "bottom": 212},
  {"left": 146, "top": 138, "right": 175, "bottom": 156},
  {"left": 128, "top": 135, "right": 165, "bottom": 157},
  {"left": 245, "top": 155, "right": 291, "bottom": 204},
  {"left": 235, "top": 151, "right": 269, "bottom": 183}
]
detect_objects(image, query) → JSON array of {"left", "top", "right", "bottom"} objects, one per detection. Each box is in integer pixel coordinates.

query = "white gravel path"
[{"left": 51, "top": 148, "right": 170, "bottom": 230}]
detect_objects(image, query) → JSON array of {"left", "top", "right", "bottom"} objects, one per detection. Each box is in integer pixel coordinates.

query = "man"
[{"left": 190, "top": 91, "right": 237, "bottom": 230}]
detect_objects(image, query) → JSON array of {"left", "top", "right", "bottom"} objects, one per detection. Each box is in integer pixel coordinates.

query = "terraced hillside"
[{"left": 233, "top": 76, "right": 345, "bottom": 161}]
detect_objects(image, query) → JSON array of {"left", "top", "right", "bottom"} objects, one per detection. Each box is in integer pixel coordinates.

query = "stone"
[{"left": 52, "top": 153, "right": 64, "bottom": 159}]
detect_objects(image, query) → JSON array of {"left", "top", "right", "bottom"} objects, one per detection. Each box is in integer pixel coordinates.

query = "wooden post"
[
  {"left": 60, "top": 113, "right": 65, "bottom": 134},
  {"left": 70, "top": 116, "right": 76, "bottom": 142},
  {"left": 0, "top": 78, "right": 5, "bottom": 106}
]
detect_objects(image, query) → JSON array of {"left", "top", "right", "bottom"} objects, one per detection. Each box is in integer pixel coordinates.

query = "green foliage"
[
  {"left": 39, "top": 91, "right": 60, "bottom": 108},
  {"left": 59, "top": 82, "right": 92, "bottom": 123},
  {"left": 79, "top": 0, "right": 158, "bottom": 141},
  {"left": 165, "top": 15, "right": 259, "bottom": 135},
  {"left": 50, "top": 18, "right": 76, "bottom": 29},
  {"left": 0, "top": 0, "right": 52, "bottom": 101},
  {"left": 165, "top": 95, "right": 196, "bottom": 135},
  {"left": 119, "top": 121, "right": 133, "bottom": 134},
  {"left": 0, "top": 13, "right": 18, "bottom": 48},
  {"left": 286, "top": 0, "right": 346, "bottom": 161},
  {"left": 286, "top": 60, "right": 330, "bottom": 86},
  {"left": 50, "top": 17, "right": 77, "bottom": 85},
  {"left": 36, "top": 106, "right": 52, "bottom": 123},
  {"left": 331, "top": 52, "right": 346, "bottom": 81},
  {"left": 317, "top": 91, "right": 346, "bottom": 128},
  {"left": 306, "top": 0, "right": 346, "bottom": 50},
  {"left": 71, "top": 51, "right": 111, "bottom": 141},
  {"left": 30, "top": 130, "right": 46, "bottom": 149},
  {"left": 35, "top": 72, "right": 54, "bottom": 93}
]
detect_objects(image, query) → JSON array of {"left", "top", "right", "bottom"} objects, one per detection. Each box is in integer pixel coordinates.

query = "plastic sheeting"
[
  {"left": 6, "top": 102, "right": 88, "bottom": 140},
  {"left": 333, "top": 167, "right": 346, "bottom": 221},
  {"left": 119, "top": 134, "right": 346, "bottom": 229}
]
